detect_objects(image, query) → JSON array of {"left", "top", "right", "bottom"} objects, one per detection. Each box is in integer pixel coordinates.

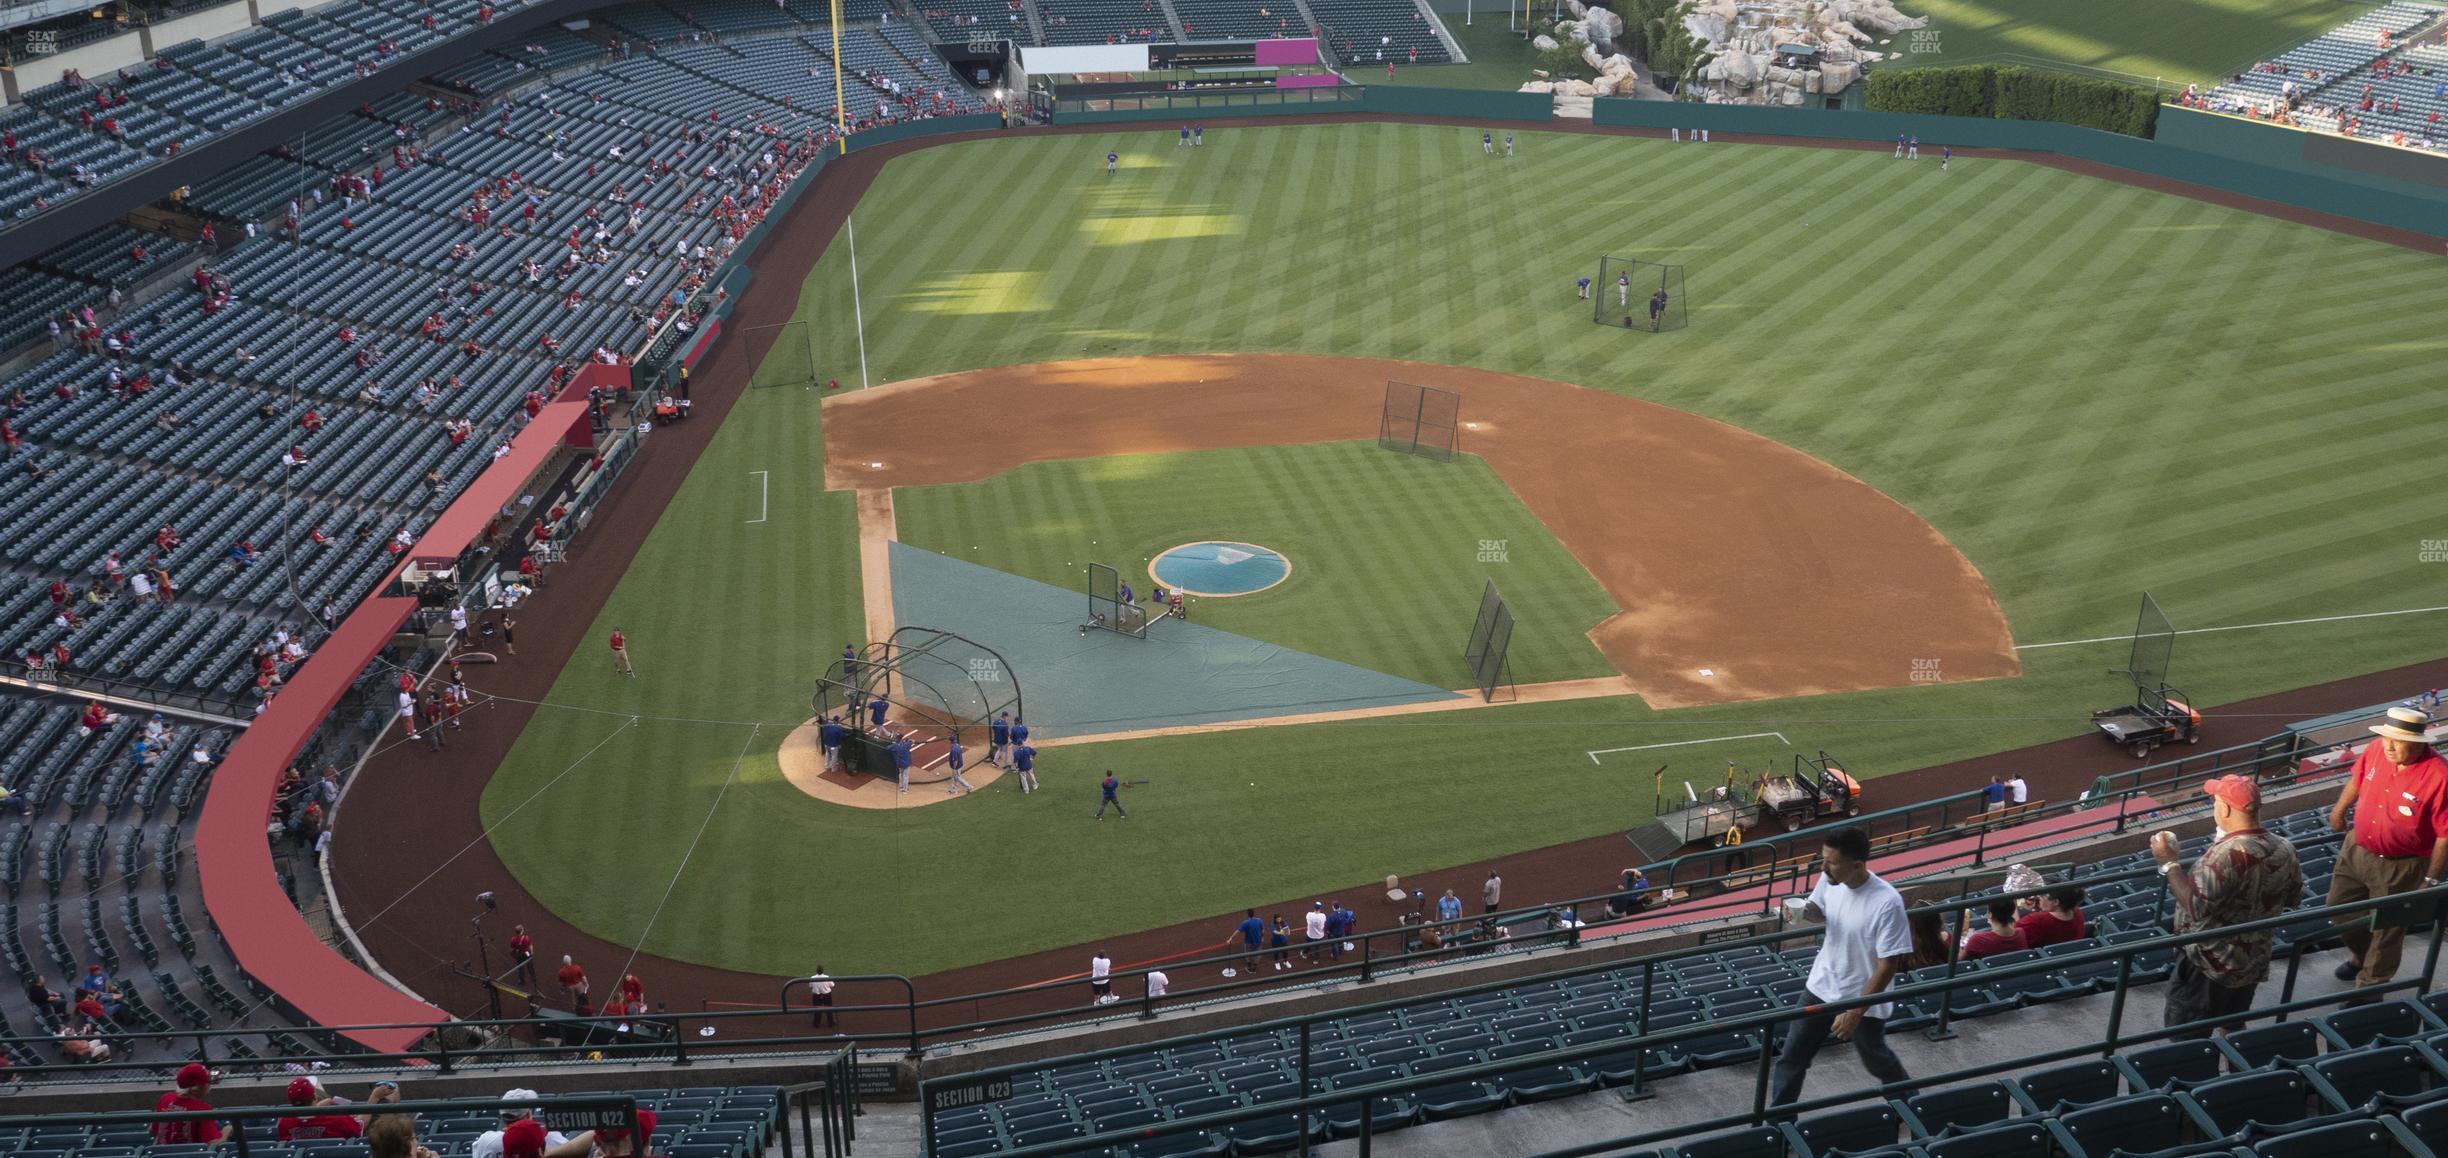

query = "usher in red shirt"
[{"left": 2349, "top": 742, "right": 2448, "bottom": 859}]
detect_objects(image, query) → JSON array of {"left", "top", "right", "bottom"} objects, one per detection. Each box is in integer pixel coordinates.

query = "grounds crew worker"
[{"left": 2328, "top": 705, "right": 2448, "bottom": 987}]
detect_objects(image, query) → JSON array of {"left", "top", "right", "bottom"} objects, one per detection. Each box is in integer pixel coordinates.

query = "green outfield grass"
[
  {"left": 479, "top": 123, "right": 2448, "bottom": 977},
  {"left": 893, "top": 443, "right": 1619, "bottom": 688},
  {"left": 1903, "top": 0, "right": 2381, "bottom": 85},
  {"left": 1403, "top": 16, "right": 1550, "bottom": 90}
]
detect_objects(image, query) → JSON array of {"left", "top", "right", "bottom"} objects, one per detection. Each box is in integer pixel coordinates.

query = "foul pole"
[{"left": 832, "top": 0, "right": 848, "bottom": 154}]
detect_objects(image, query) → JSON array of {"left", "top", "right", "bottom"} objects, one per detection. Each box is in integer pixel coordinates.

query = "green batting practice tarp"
[{"left": 889, "top": 542, "right": 1462, "bottom": 737}]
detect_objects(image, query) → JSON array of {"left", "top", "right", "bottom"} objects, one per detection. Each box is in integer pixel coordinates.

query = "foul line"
[
  {"left": 747, "top": 469, "right": 769, "bottom": 524},
  {"left": 1587, "top": 731, "right": 1791, "bottom": 765},
  {"left": 615, "top": 723, "right": 761, "bottom": 987},
  {"left": 2016, "top": 604, "right": 2448, "bottom": 652},
  {"left": 846, "top": 213, "right": 870, "bottom": 390}
]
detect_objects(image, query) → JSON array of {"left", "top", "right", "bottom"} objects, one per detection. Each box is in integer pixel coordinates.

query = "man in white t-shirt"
[
  {"left": 1146, "top": 970, "right": 1168, "bottom": 1002},
  {"left": 1090, "top": 952, "right": 1115, "bottom": 1004},
  {"left": 470, "top": 1088, "right": 568, "bottom": 1158},
  {"left": 1770, "top": 826, "right": 1913, "bottom": 1107},
  {"left": 2007, "top": 774, "right": 2028, "bottom": 806},
  {"left": 1302, "top": 902, "right": 1329, "bottom": 962}
]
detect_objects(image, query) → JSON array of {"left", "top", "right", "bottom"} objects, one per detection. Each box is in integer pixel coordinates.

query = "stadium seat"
[
  {"left": 2177, "top": 1068, "right": 2329, "bottom": 1138},
  {"left": 2046, "top": 1092, "right": 2218, "bottom": 1157},
  {"left": 2303, "top": 1043, "right": 2444, "bottom": 1110},
  {"left": 1780, "top": 1102, "right": 1909, "bottom": 1157},
  {"left": 2315, "top": 1000, "right": 2442, "bottom": 1049},
  {"left": 2117, "top": 1040, "right": 2228, "bottom": 1091},
  {"left": 2221, "top": 1022, "right": 2326, "bottom": 1070},
  {"left": 1667, "top": 1125, "right": 1786, "bottom": 1158},
  {"left": 1916, "top": 1120, "right": 2052, "bottom": 1158},
  {"left": 1898, "top": 1082, "right": 2016, "bottom": 1137},
  {"left": 2246, "top": 1117, "right": 2411, "bottom": 1158},
  {"left": 2008, "top": 1058, "right": 2124, "bottom": 1114}
]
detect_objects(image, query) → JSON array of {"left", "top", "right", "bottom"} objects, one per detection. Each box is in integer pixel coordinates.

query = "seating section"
[
  {"left": 0, "top": 8, "right": 981, "bottom": 708},
  {"left": 922, "top": 806, "right": 2350, "bottom": 1154},
  {"left": 917, "top": 0, "right": 1038, "bottom": 43},
  {"left": 2198, "top": 3, "right": 2444, "bottom": 140},
  {"left": 0, "top": 692, "right": 333, "bottom": 1076},
  {"left": 1173, "top": 0, "right": 1300, "bottom": 41},
  {"left": 1031, "top": 0, "right": 1175, "bottom": 46},
  {"left": 0, "top": 1084, "right": 780, "bottom": 1156},
  {"left": 1310, "top": 0, "right": 1451, "bottom": 65},
  {"left": 0, "top": 0, "right": 533, "bottom": 225}
]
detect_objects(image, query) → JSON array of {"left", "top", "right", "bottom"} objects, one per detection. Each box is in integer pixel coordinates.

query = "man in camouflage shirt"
[{"left": 2151, "top": 775, "right": 2302, "bottom": 1038}]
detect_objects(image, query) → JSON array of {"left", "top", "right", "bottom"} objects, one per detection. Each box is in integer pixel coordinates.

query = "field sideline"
[{"left": 464, "top": 122, "right": 2446, "bottom": 979}]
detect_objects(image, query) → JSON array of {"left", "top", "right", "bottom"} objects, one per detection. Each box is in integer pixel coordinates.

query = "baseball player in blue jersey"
[
  {"left": 1482, "top": 131, "right": 1493, "bottom": 155},
  {"left": 1107, "top": 151, "right": 1118, "bottom": 174},
  {"left": 889, "top": 733, "right": 914, "bottom": 793},
  {"left": 1940, "top": 145, "right": 1951, "bottom": 171},
  {"left": 1895, "top": 133, "right": 1906, "bottom": 158},
  {"left": 1193, "top": 124, "right": 1202, "bottom": 145},
  {"left": 867, "top": 695, "right": 889, "bottom": 730},
  {"left": 1012, "top": 717, "right": 1031, "bottom": 751},
  {"left": 1618, "top": 272, "right": 1631, "bottom": 309},
  {"left": 1096, "top": 770, "right": 1128, "bottom": 820},
  {"left": 818, "top": 713, "right": 846, "bottom": 772},
  {"left": 1577, "top": 275, "right": 1591, "bottom": 300},
  {"left": 1012, "top": 741, "right": 1039, "bottom": 792},
  {"left": 944, "top": 736, "right": 975, "bottom": 795},
  {"left": 1504, "top": 134, "right": 1514, "bottom": 157},
  {"left": 989, "top": 710, "right": 1012, "bottom": 766},
  {"left": 1179, "top": 125, "right": 1190, "bottom": 146}
]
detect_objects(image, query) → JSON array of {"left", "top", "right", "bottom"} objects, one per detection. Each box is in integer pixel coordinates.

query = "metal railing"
[{"left": 919, "top": 873, "right": 2443, "bottom": 1157}]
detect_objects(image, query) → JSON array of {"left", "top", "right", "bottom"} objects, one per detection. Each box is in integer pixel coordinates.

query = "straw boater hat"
[{"left": 2371, "top": 706, "right": 2439, "bottom": 745}]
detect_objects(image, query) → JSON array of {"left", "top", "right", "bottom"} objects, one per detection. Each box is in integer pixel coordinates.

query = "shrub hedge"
[{"left": 1865, "top": 65, "right": 2160, "bottom": 138}]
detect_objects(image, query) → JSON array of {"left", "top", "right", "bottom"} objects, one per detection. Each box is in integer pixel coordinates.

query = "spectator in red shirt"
[
  {"left": 557, "top": 955, "right": 588, "bottom": 1008},
  {"left": 508, "top": 924, "right": 536, "bottom": 986},
  {"left": 152, "top": 1063, "right": 222, "bottom": 1144},
  {"left": 2013, "top": 886, "right": 2085, "bottom": 948},
  {"left": 1958, "top": 897, "right": 2028, "bottom": 960},
  {"left": 618, "top": 972, "right": 646, "bottom": 1014},
  {"left": 277, "top": 1076, "right": 365, "bottom": 1141},
  {"left": 2329, "top": 705, "right": 2448, "bottom": 987}
]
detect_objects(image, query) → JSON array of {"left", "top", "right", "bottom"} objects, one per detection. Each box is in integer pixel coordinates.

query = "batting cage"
[
  {"left": 1593, "top": 257, "right": 1688, "bottom": 332},
  {"left": 1082, "top": 562, "right": 1152, "bottom": 638},
  {"left": 1462, "top": 579, "right": 1516, "bottom": 702},
  {"left": 1378, "top": 380, "right": 1461, "bottom": 462},
  {"left": 743, "top": 319, "right": 818, "bottom": 389},
  {"left": 812, "top": 627, "right": 1022, "bottom": 782}
]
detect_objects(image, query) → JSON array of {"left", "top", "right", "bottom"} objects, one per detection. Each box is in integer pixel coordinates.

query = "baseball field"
[{"left": 329, "top": 118, "right": 2448, "bottom": 999}]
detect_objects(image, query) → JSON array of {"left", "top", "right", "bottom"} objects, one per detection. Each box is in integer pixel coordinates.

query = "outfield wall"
[
  {"left": 1055, "top": 83, "right": 1551, "bottom": 123},
  {"left": 1589, "top": 99, "right": 2448, "bottom": 240}
]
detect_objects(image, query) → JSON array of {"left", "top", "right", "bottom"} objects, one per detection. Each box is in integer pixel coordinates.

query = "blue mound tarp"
[{"left": 888, "top": 542, "right": 1463, "bottom": 739}]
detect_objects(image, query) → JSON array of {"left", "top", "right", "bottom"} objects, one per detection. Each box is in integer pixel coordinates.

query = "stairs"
[
  {"left": 1419, "top": 0, "right": 1465, "bottom": 62},
  {"left": 1156, "top": 0, "right": 1189, "bottom": 41},
  {"left": 760, "top": 1099, "right": 924, "bottom": 1158}
]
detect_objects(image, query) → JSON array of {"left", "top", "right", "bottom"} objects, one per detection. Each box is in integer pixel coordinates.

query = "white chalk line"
[
  {"left": 747, "top": 469, "right": 769, "bottom": 524},
  {"left": 1587, "top": 731, "right": 1791, "bottom": 765},
  {"left": 2017, "top": 604, "right": 2448, "bottom": 652}
]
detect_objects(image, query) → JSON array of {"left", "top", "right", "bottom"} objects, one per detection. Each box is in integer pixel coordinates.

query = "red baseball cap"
[
  {"left": 286, "top": 1076, "right": 322, "bottom": 1105},
  {"left": 177, "top": 1062, "right": 212, "bottom": 1089},
  {"left": 596, "top": 1108, "right": 656, "bottom": 1143},
  {"left": 502, "top": 1118, "right": 550, "bottom": 1158},
  {"left": 2202, "top": 774, "right": 2260, "bottom": 810}
]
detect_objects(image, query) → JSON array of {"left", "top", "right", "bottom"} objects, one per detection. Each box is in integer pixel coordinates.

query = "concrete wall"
[
  {"left": 149, "top": 1, "right": 260, "bottom": 50},
  {"left": 14, "top": 29, "right": 147, "bottom": 90}
]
